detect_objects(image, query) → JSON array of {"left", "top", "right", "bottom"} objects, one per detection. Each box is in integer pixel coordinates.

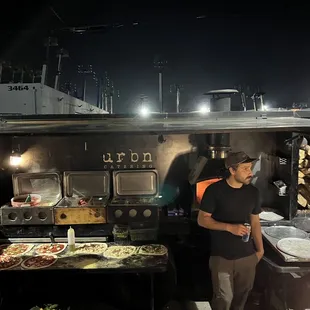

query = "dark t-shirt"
[{"left": 200, "top": 179, "right": 261, "bottom": 260}]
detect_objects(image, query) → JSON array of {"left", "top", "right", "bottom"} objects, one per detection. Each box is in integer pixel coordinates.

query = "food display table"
[{"left": 0, "top": 242, "right": 169, "bottom": 310}]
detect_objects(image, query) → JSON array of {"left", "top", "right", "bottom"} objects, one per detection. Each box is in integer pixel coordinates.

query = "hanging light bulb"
[
  {"left": 10, "top": 150, "right": 22, "bottom": 167},
  {"left": 10, "top": 141, "right": 22, "bottom": 168}
]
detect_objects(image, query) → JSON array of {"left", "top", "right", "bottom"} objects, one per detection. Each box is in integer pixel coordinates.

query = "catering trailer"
[{"left": 0, "top": 108, "right": 309, "bottom": 309}]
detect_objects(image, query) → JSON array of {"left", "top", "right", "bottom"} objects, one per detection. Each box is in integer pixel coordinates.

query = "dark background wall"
[{"left": 0, "top": 131, "right": 292, "bottom": 215}]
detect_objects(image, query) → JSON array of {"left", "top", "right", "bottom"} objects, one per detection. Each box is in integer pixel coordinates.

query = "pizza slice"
[
  {"left": 0, "top": 255, "right": 22, "bottom": 270},
  {"left": 104, "top": 246, "right": 136, "bottom": 259},
  {"left": 21, "top": 255, "right": 57, "bottom": 270},
  {"left": 35, "top": 243, "right": 67, "bottom": 255},
  {"left": 138, "top": 244, "right": 168, "bottom": 256}
]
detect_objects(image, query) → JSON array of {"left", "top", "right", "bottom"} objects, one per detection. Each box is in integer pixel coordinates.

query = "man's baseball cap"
[{"left": 225, "top": 151, "right": 257, "bottom": 169}]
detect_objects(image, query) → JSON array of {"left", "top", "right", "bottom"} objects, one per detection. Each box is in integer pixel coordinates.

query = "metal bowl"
[{"left": 264, "top": 226, "right": 308, "bottom": 239}]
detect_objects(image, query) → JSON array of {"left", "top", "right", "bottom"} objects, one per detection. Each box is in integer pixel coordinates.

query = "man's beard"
[
  {"left": 243, "top": 176, "right": 252, "bottom": 185},
  {"left": 236, "top": 176, "right": 252, "bottom": 185}
]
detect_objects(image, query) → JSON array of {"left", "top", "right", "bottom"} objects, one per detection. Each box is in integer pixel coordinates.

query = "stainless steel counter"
[{"left": 262, "top": 228, "right": 310, "bottom": 263}]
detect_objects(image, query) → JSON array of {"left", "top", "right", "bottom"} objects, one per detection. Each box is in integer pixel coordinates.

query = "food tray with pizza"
[
  {"left": 0, "top": 255, "right": 23, "bottom": 270},
  {"left": 0, "top": 243, "right": 34, "bottom": 257},
  {"left": 74, "top": 243, "right": 108, "bottom": 255},
  {"left": 103, "top": 245, "right": 137, "bottom": 259},
  {"left": 137, "top": 244, "right": 168, "bottom": 256},
  {"left": 34, "top": 243, "right": 67, "bottom": 255},
  {"left": 21, "top": 255, "right": 58, "bottom": 270}
]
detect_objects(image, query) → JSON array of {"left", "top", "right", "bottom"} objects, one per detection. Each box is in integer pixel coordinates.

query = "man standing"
[{"left": 198, "top": 151, "right": 264, "bottom": 310}]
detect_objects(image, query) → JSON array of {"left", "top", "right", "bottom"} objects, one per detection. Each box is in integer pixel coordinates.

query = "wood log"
[
  {"left": 299, "top": 149, "right": 306, "bottom": 159},
  {"left": 299, "top": 158, "right": 310, "bottom": 168},
  {"left": 300, "top": 144, "right": 310, "bottom": 155},
  {"left": 300, "top": 168, "right": 310, "bottom": 176},
  {"left": 298, "top": 193, "right": 308, "bottom": 208},
  {"left": 298, "top": 184, "right": 310, "bottom": 204},
  {"left": 303, "top": 159, "right": 310, "bottom": 168},
  {"left": 303, "top": 182, "right": 310, "bottom": 193},
  {"left": 299, "top": 177, "right": 305, "bottom": 185},
  {"left": 304, "top": 145, "right": 310, "bottom": 156},
  {"left": 299, "top": 170, "right": 306, "bottom": 179}
]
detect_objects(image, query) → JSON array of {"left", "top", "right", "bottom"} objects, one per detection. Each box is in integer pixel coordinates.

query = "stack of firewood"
[{"left": 298, "top": 146, "right": 310, "bottom": 208}]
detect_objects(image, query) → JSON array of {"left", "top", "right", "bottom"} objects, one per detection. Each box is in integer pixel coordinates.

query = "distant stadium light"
[
  {"left": 198, "top": 105, "right": 210, "bottom": 114},
  {"left": 263, "top": 105, "right": 269, "bottom": 111},
  {"left": 138, "top": 106, "right": 150, "bottom": 117}
]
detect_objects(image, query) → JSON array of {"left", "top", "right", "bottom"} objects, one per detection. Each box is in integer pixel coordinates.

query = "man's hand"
[
  {"left": 255, "top": 251, "right": 264, "bottom": 262},
  {"left": 227, "top": 224, "right": 249, "bottom": 236}
]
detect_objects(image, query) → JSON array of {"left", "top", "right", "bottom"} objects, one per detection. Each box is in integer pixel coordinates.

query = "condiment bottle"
[{"left": 67, "top": 226, "right": 75, "bottom": 251}]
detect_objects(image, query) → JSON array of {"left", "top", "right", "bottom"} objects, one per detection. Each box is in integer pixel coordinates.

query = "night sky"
[{"left": 1, "top": 2, "right": 310, "bottom": 113}]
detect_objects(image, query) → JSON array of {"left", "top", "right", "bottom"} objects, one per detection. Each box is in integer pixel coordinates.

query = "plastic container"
[
  {"left": 112, "top": 224, "right": 129, "bottom": 244},
  {"left": 129, "top": 228, "right": 158, "bottom": 242},
  {"left": 11, "top": 194, "right": 42, "bottom": 207}
]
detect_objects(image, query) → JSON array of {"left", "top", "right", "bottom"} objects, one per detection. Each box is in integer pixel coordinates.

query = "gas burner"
[
  {"left": 107, "top": 205, "right": 159, "bottom": 223},
  {"left": 110, "top": 197, "right": 159, "bottom": 205}
]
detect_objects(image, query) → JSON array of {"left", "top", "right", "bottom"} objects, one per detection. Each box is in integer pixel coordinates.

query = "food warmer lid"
[
  {"left": 64, "top": 171, "right": 110, "bottom": 197},
  {"left": 113, "top": 170, "right": 159, "bottom": 197},
  {"left": 12, "top": 172, "right": 62, "bottom": 205}
]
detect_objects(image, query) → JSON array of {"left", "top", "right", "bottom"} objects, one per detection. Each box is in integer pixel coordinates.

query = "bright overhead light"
[
  {"left": 138, "top": 106, "right": 150, "bottom": 117},
  {"left": 10, "top": 152, "right": 22, "bottom": 167},
  {"left": 199, "top": 105, "right": 210, "bottom": 114}
]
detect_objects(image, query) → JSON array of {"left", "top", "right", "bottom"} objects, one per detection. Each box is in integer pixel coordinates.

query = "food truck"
[{"left": 0, "top": 106, "right": 310, "bottom": 309}]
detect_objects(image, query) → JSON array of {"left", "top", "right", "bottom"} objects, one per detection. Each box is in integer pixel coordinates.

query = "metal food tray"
[
  {"left": 113, "top": 170, "right": 159, "bottom": 197},
  {"left": 12, "top": 172, "right": 62, "bottom": 206},
  {"left": 264, "top": 226, "right": 308, "bottom": 239},
  {"left": 262, "top": 228, "right": 310, "bottom": 262},
  {"left": 56, "top": 196, "right": 108, "bottom": 208},
  {"left": 63, "top": 171, "right": 110, "bottom": 198}
]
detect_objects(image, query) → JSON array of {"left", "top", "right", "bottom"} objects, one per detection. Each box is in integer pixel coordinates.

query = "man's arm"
[
  {"left": 250, "top": 214, "right": 264, "bottom": 261},
  {"left": 197, "top": 210, "right": 229, "bottom": 231},
  {"left": 197, "top": 184, "right": 225, "bottom": 230},
  {"left": 198, "top": 210, "right": 249, "bottom": 236}
]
